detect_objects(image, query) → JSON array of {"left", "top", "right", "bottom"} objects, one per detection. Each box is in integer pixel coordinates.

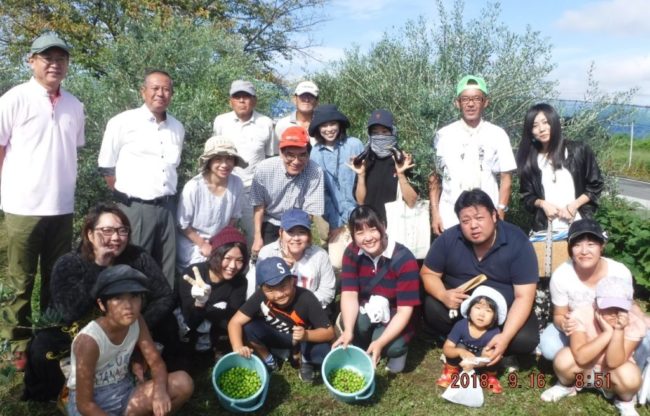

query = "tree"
[
  {"left": 312, "top": 0, "right": 634, "bottom": 230},
  {"left": 0, "top": 0, "right": 327, "bottom": 74}
]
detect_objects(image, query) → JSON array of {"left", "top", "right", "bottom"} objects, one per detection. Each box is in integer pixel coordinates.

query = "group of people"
[{"left": 0, "top": 32, "right": 645, "bottom": 416}]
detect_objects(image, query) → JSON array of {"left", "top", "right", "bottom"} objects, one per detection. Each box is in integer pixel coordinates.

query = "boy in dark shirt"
[{"left": 228, "top": 257, "right": 334, "bottom": 382}]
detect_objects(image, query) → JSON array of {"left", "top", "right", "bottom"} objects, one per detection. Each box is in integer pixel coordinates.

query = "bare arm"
[
  {"left": 303, "top": 326, "right": 336, "bottom": 344},
  {"left": 181, "top": 226, "right": 212, "bottom": 257},
  {"left": 366, "top": 305, "right": 413, "bottom": 366},
  {"left": 420, "top": 265, "right": 468, "bottom": 309},
  {"left": 137, "top": 317, "right": 171, "bottom": 416},
  {"left": 103, "top": 175, "right": 116, "bottom": 191},
  {"left": 349, "top": 160, "right": 367, "bottom": 204},
  {"left": 485, "top": 283, "right": 535, "bottom": 366},
  {"left": 497, "top": 172, "right": 512, "bottom": 220},
  {"left": 228, "top": 310, "right": 253, "bottom": 357},
  {"left": 570, "top": 328, "right": 612, "bottom": 368},
  {"left": 395, "top": 153, "right": 417, "bottom": 208},
  {"left": 72, "top": 334, "right": 108, "bottom": 416},
  {"left": 428, "top": 172, "right": 444, "bottom": 235},
  {"left": 332, "top": 290, "right": 359, "bottom": 348},
  {"left": 252, "top": 205, "right": 265, "bottom": 256}
]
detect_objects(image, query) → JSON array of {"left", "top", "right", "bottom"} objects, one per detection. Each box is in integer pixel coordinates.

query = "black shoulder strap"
[{"left": 360, "top": 246, "right": 409, "bottom": 299}]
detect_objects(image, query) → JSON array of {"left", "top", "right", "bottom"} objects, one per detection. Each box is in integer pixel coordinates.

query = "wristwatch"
[{"left": 497, "top": 204, "right": 509, "bottom": 212}]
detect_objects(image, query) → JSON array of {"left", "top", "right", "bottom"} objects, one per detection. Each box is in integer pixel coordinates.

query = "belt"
[{"left": 114, "top": 190, "right": 175, "bottom": 207}]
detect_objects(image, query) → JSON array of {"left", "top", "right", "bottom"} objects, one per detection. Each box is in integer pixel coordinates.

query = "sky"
[{"left": 277, "top": 0, "right": 650, "bottom": 106}]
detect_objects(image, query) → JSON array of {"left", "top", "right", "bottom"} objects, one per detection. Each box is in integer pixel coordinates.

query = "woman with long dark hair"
[{"left": 516, "top": 103, "right": 603, "bottom": 232}]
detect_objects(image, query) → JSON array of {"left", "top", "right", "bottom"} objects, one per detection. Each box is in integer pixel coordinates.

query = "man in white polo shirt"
[
  {"left": 429, "top": 75, "right": 516, "bottom": 235},
  {"left": 212, "top": 80, "right": 275, "bottom": 246},
  {"left": 0, "top": 32, "right": 85, "bottom": 368},
  {"left": 98, "top": 69, "right": 184, "bottom": 288},
  {"left": 275, "top": 80, "right": 319, "bottom": 145}
]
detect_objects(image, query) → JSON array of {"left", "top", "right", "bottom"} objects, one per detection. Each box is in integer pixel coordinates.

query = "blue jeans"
[
  {"left": 67, "top": 376, "right": 134, "bottom": 415},
  {"left": 539, "top": 324, "right": 568, "bottom": 361}
]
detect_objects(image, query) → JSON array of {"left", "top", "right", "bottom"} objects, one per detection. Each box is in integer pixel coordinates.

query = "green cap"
[
  {"left": 456, "top": 75, "right": 488, "bottom": 97},
  {"left": 30, "top": 33, "right": 70, "bottom": 55}
]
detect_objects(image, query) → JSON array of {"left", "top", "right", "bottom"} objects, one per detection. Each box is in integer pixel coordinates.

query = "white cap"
[{"left": 294, "top": 81, "right": 319, "bottom": 97}]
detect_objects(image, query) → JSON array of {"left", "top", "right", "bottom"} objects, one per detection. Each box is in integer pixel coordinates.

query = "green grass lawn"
[
  {"left": 606, "top": 142, "right": 650, "bottom": 182},
  {"left": 1, "top": 336, "right": 649, "bottom": 416}
]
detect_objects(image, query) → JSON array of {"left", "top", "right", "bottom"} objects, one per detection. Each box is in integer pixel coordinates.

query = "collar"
[
  {"left": 459, "top": 117, "right": 484, "bottom": 133},
  {"left": 139, "top": 104, "right": 167, "bottom": 124},
  {"left": 315, "top": 139, "right": 343, "bottom": 152},
  {"left": 231, "top": 110, "right": 258, "bottom": 124},
  {"left": 358, "top": 238, "right": 396, "bottom": 264},
  {"left": 29, "top": 77, "right": 61, "bottom": 97}
]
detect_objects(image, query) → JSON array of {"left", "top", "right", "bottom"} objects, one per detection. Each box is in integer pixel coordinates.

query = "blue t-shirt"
[
  {"left": 447, "top": 318, "right": 500, "bottom": 355},
  {"left": 424, "top": 220, "right": 539, "bottom": 305}
]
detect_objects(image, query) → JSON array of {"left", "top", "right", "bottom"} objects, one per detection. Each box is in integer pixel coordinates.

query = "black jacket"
[{"left": 519, "top": 140, "right": 604, "bottom": 232}]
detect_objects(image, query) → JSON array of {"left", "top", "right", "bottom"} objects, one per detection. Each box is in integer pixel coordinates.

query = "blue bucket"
[
  {"left": 321, "top": 346, "right": 376, "bottom": 403},
  {"left": 212, "top": 352, "right": 269, "bottom": 413}
]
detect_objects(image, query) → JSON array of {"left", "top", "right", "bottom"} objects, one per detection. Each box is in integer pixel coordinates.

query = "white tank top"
[{"left": 67, "top": 319, "right": 140, "bottom": 389}]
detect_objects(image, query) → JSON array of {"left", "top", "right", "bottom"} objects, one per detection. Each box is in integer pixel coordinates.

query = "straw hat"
[{"left": 199, "top": 135, "right": 248, "bottom": 171}]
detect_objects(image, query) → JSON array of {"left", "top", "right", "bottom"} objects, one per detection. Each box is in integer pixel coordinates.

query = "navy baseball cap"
[
  {"left": 367, "top": 109, "right": 394, "bottom": 131},
  {"left": 91, "top": 265, "right": 149, "bottom": 298},
  {"left": 256, "top": 257, "right": 295, "bottom": 287},
  {"left": 568, "top": 219, "right": 607, "bottom": 245},
  {"left": 281, "top": 208, "right": 311, "bottom": 231}
]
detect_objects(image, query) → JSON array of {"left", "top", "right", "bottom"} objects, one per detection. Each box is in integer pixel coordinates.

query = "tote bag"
[{"left": 385, "top": 184, "right": 431, "bottom": 259}]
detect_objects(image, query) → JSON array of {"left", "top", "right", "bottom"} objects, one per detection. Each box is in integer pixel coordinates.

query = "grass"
[{"left": 605, "top": 140, "right": 650, "bottom": 182}]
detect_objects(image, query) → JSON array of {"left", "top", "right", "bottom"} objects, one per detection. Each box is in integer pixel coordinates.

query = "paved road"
[{"left": 617, "top": 177, "right": 650, "bottom": 210}]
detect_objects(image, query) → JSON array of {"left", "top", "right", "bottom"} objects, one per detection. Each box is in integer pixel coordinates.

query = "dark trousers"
[
  {"left": 422, "top": 294, "right": 539, "bottom": 356},
  {"left": 261, "top": 222, "right": 281, "bottom": 245},
  {"left": 243, "top": 319, "right": 331, "bottom": 365}
]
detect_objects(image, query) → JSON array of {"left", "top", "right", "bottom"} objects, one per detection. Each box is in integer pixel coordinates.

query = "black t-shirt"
[
  {"left": 178, "top": 262, "right": 248, "bottom": 329},
  {"left": 239, "top": 286, "right": 330, "bottom": 334},
  {"left": 357, "top": 156, "right": 399, "bottom": 224}
]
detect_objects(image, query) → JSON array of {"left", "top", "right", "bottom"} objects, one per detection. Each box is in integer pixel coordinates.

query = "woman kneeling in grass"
[
  {"left": 67, "top": 265, "right": 193, "bottom": 415},
  {"left": 541, "top": 275, "right": 645, "bottom": 416}
]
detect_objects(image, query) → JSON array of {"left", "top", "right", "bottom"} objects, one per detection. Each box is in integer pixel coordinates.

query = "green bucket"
[
  {"left": 212, "top": 352, "right": 269, "bottom": 413},
  {"left": 321, "top": 345, "right": 376, "bottom": 403}
]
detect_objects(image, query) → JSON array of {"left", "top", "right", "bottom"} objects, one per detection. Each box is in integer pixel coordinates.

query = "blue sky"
[{"left": 277, "top": 0, "right": 650, "bottom": 106}]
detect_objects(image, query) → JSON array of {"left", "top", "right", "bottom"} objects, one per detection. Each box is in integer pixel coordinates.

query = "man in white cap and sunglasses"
[{"left": 0, "top": 32, "right": 85, "bottom": 369}]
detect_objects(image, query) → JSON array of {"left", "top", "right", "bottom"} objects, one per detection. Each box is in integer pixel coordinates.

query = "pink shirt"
[{"left": 572, "top": 305, "right": 646, "bottom": 368}]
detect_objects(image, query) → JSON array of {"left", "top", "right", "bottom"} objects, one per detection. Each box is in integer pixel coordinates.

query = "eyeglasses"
[
  {"left": 95, "top": 226, "right": 130, "bottom": 237},
  {"left": 283, "top": 151, "right": 309, "bottom": 162},
  {"left": 297, "top": 94, "right": 316, "bottom": 102},
  {"left": 459, "top": 96, "right": 484, "bottom": 104},
  {"left": 36, "top": 55, "right": 68, "bottom": 65}
]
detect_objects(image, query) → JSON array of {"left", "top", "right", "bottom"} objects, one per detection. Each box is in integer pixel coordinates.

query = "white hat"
[
  {"left": 460, "top": 286, "right": 507, "bottom": 326},
  {"left": 294, "top": 81, "right": 319, "bottom": 97}
]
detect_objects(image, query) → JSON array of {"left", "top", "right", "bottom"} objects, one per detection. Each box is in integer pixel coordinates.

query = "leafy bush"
[{"left": 596, "top": 196, "right": 650, "bottom": 290}]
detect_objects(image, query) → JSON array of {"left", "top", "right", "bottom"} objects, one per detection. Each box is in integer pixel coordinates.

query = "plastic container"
[
  {"left": 212, "top": 352, "right": 269, "bottom": 413},
  {"left": 321, "top": 345, "right": 375, "bottom": 403}
]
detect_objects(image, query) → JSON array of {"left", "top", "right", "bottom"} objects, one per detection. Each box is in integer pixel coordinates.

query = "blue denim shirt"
[{"left": 310, "top": 136, "right": 365, "bottom": 228}]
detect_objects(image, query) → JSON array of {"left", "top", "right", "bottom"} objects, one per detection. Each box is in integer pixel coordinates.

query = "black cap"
[
  {"left": 568, "top": 219, "right": 607, "bottom": 245},
  {"left": 367, "top": 109, "right": 394, "bottom": 132},
  {"left": 91, "top": 265, "right": 150, "bottom": 298},
  {"left": 308, "top": 104, "right": 350, "bottom": 137}
]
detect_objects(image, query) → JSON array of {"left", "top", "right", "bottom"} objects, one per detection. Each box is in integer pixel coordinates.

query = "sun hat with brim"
[
  {"left": 460, "top": 285, "right": 508, "bottom": 326},
  {"left": 456, "top": 75, "right": 488, "bottom": 97},
  {"left": 595, "top": 275, "right": 633, "bottom": 311},
  {"left": 199, "top": 135, "right": 248, "bottom": 170},
  {"left": 567, "top": 218, "right": 607, "bottom": 245},
  {"left": 91, "top": 264, "right": 149, "bottom": 299},
  {"left": 256, "top": 257, "right": 296, "bottom": 287},
  {"left": 30, "top": 33, "right": 71, "bottom": 55},
  {"left": 308, "top": 104, "right": 350, "bottom": 137}
]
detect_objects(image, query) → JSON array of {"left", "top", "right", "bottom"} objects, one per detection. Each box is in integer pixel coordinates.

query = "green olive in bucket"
[
  {"left": 328, "top": 368, "right": 365, "bottom": 393},
  {"left": 218, "top": 367, "right": 262, "bottom": 399}
]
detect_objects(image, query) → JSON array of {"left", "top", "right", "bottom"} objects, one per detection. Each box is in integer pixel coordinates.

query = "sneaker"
[
  {"left": 540, "top": 383, "right": 577, "bottom": 402},
  {"left": 485, "top": 371, "right": 503, "bottom": 394},
  {"left": 299, "top": 362, "right": 315, "bottom": 383},
  {"left": 386, "top": 352, "right": 407, "bottom": 374},
  {"left": 264, "top": 354, "right": 279, "bottom": 372},
  {"left": 614, "top": 398, "right": 639, "bottom": 416},
  {"left": 436, "top": 363, "right": 459, "bottom": 388}
]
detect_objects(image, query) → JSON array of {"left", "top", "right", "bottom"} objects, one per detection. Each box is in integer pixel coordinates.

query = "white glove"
[
  {"left": 191, "top": 284, "right": 212, "bottom": 307},
  {"left": 213, "top": 301, "right": 227, "bottom": 310}
]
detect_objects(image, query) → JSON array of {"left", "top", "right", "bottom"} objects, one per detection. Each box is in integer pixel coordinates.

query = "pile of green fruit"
[
  {"left": 328, "top": 368, "right": 365, "bottom": 393},
  {"left": 218, "top": 367, "right": 262, "bottom": 399}
]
